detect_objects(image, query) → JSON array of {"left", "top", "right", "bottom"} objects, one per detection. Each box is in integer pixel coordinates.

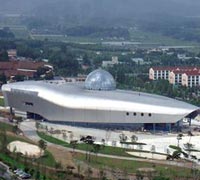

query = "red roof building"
[
  {"left": 0, "top": 60, "right": 53, "bottom": 80},
  {"left": 149, "top": 66, "right": 200, "bottom": 87}
]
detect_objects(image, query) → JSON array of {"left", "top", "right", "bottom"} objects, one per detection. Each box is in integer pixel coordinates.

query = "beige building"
[
  {"left": 182, "top": 71, "right": 200, "bottom": 87},
  {"left": 149, "top": 66, "right": 200, "bottom": 87},
  {"left": 7, "top": 49, "right": 17, "bottom": 58},
  {"left": 102, "top": 56, "right": 119, "bottom": 67},
  {"left": 169, "top": 70, "right": 183, "bottom": 85},
  {"left": 149, "top": 67, "right": 176, "bottom": 80}
]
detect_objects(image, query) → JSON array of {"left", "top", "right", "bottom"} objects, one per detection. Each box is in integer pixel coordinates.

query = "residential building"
[
  {"left": 182, "top": 71, "right": 200, "bottom": 87},
  {"left": 149, "top": 67, "right": 175, "bottom": 80},
  {"left": 149, "top": 66, "right": 200, "bottom": 87},
  {"left": 102, "top": 56, "right": 119, "bottom": 67},
  {"left": 7, "top": 49, "right": 17, "bottom": 59},
  {"left": 0, "top": 60, "right": 53, "bottom": 80}
]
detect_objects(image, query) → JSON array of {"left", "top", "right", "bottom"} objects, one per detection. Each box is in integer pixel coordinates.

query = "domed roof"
[{"left": 85, "top": 69, "right": 116, "bottom": 91}]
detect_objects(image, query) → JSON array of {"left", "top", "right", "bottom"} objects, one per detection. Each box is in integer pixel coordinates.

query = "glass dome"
[{"left": 85, "top": 69, "right": 116, "bottom": 91}]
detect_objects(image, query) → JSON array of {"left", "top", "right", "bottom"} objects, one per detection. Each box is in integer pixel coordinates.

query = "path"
[{"left": 19, "top": 120, "right": 197, "bottom": 169}]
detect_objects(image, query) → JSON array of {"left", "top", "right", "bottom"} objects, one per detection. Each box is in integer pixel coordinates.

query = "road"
[
  {"left": 19, "top": 120, "right": 197, "bottom": 169},
  {"left": 0, "top": 161, "right": 15, "bottom": 180}
]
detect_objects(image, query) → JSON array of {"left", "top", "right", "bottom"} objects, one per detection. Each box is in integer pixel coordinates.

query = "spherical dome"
[{"left": 85, "top": 69, "right": 116, "bottom": 91}]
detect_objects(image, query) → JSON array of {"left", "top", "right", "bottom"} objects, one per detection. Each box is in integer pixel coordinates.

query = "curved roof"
[
  {"left": 2, "top": 80, "right": 198, "bottom": 119},
  {"left": 85, "top": 69, "right": 116, "bottom": 91}
]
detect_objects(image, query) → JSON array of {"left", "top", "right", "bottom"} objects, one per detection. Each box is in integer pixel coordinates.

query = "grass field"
[
  {"left": 37, "top": 131, "right": 137, "bottom": 157},
  {"left": 11, "top": 27, "right": 30, "bottom": 39},
  {"left": 0, "top": 98, "right": 4, "bottom": 107},
  {"left": 0, "top": 122, "right": 56, "bottom": 168},
  {"left": 74, "top": 153, "right": 193, "bottom": 178},
  {"left": 31, "top": 34, "right": 101, "bottom": 43},
  {"left": 0, "top": 121, "right": 13, "bottom": 132},
  {"left": 129, "top": 29, "right": 199, "bottom": 46}
]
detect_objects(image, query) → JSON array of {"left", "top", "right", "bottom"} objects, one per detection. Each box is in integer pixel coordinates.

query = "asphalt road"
[{"left": 0, "top": 162, "right": 15, "bottom": 180}]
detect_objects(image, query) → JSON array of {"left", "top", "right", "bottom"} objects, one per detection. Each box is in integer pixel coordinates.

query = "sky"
[{"left": 0, "top": 0, "right": 200, "bottom": 24}]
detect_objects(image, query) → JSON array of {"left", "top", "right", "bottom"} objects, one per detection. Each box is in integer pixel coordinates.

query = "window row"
[
  {"left": 24, "top": 102, "right": 34, "bottom": 106},
  {"left": 126, "top": 112, "right": 152, "bottom": 117}
]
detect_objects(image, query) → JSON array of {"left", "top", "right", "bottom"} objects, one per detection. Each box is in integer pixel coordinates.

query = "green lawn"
[
  {"left": 0, "top": 122, "right": 56, "bottom": 169},
  {"left": 129, "top": 29, "right": 199, "bottom": 47},
  {"left": 74, "top": 153, "right": 192, "bottom": 178},
  {"left": 38, "top": 150, "right": 56, "bottom": 167},
  {"left": 37, "top": 131, "right": 138, "bottom": 157},
  {"left": 31, "top": 34, "right": 101, "bottom": 43},
  {"left": 0, "top": 122, "right": 13, "bottom": 132},
  {"left": 0, "top": 98, "right": 4, "bottom": 107}
]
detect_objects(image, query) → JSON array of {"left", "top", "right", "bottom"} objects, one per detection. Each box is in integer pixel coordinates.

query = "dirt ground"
[
  {"left": 47, "top": 145, "right": 75, "bottom": 168},
  {"left": 7, "top": 140, "right": 42, "bottom": 157}
]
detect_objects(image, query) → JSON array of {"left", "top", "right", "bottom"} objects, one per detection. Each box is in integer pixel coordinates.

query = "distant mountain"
[{"left": 0, "top": 0, "right": 200, "bottom": 17}]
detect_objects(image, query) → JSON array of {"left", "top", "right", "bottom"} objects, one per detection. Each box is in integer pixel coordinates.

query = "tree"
[
  {"left": 85, "top": 166, "right": 93, "bottom": 179},
  {"left": 131, "top": 134, "right": 138, "bottom": 142},
  {"left": 12, "top": 125, "right": 19, "bottom": 134},
  {"left": 69, "top": 132, "right": 74, "bottom": 141},
  {"left": 136, "top": 170, "right": 144, "bottom": 180},
  {"left": 35, "top": 170, "right": 40, "bottom": 180},
  {"left": 83, "top": 54, "right": 91, "bottom": 66},
  {"left": 80, "top": 135, "right": 95, "bottom": 161},
  {"left": 101, "top": 139, "right": 106, "bottom": 147},
  {"left": 35, "top": 122, "right": 40, "bottom": 130},
  {"left": 151, "top": 145, "right": 156, "bottom": 159},
  {"left": 13, "top": 75, "right": 25, "bottom": 82},
  {"left": 119, "top": 133, "right": 128, "bottom": 145},
  {"left": 70, "top": 140, "right": 78, "bottom": 154},
  {"left": 184, "top": 143, "right": 194, "bottom": 156},
  {"left": 0, "top": 74, "right": 7, "bottom": 84},
  {"left": 131, "top": 134, "right": 138, "bottom": 149},
  {"left": 177, "top": 133, "right": 183, "bottom": 147},
  {"left": 92, "top": 144, "right": 101, "bottom": 161},
  {"left": 55, "top": 161, "right": 62, "bottom": 170},
  {"left": 0, "top": 50, "right": 9, "bottom": 61},
  {"left": 172, "top": 150, "right": 181, "bottom": 160},
  {"left": 98, "top": 168, "right": 106, "bottom": 180},
  {"left": 0, "top": 130, "right": 7, "bottom": 153},
  {"left": 105, "top": 129, "right": 111, "bottom": 145},
  {"left": 62, "top": 133, "right": 67, "bottom": 141},
  {"left": 38, "top": 139, "right": 47, "bottom": 156}
]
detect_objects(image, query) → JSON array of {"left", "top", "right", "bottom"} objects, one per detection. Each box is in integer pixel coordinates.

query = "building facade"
[
  {"left": 149, "top": 67, "right": 200, "bottom": 87},
  {"left": 2, "top": 69, "right": 199, "bottom": 131},
  {"left": 0, "top": 61, "right": 53, "bottom": 80}
]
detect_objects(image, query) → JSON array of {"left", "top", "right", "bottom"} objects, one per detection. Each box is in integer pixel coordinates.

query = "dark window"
[
  {"left": 149, "top": 113, "right": 152, "bottom": 117},
  {"left": 24, "top": 102, "right": 34, "bottom": 106},
  {"left": 133, "top": 112, "right": 137, "bottom": 116},
  {"left": 126, "top": 112, "right": 129, "bottom": 116},
  {"left": 141, "top": 113, "right": 144, "bottom": 116}
]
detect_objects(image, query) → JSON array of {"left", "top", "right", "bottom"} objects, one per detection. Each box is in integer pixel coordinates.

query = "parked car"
[
  {"left": 19, "top": 172, "right": 31, "bottom": 179},
  {"left": 13, "top": 169, "right": 31, "bottom": 179},
  {"left": 15, "top": 169, "right": 24, "bottom": 175}
]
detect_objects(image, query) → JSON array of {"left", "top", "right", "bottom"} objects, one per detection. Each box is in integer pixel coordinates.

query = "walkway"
[{"left": 19, "top": 120, "right": 197, "bottom": 169}]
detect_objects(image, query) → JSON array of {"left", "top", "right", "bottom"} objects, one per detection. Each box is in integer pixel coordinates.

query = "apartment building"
[
  {"left": 149, "top": 67, "right": 176, "bottom": 80},
  {"left": 182, "top": 71, "right": 200, "bottom": 87},
  {"left": 149, "top": 66, "right": 200, "bottom": 87}
]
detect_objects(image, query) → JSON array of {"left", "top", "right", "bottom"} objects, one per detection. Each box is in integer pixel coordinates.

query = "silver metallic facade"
[{"left": 2, "top": 70, "right": 199, "bottom": 127}]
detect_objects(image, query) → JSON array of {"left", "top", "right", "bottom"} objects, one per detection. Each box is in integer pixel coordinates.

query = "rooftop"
[{"left": 4, "top": 80, "right": 198, "bottom": 115}]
